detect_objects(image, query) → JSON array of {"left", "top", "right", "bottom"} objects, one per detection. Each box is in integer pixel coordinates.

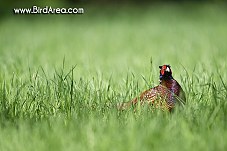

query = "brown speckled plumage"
[{"left": 119, "top": 65, "right": 186, "bottom": 112}]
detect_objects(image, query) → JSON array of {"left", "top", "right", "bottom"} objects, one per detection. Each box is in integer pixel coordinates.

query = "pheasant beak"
[{"left": 165, "top": 66, "right": 170, "bottom": 72}]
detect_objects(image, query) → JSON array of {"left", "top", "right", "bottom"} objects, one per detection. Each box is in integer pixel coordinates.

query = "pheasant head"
[{"left": 159, "top": 65, "right": 173, "bottom": 80}]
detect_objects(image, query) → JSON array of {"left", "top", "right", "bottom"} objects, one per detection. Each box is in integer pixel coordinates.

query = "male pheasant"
[{"left": 120, "top": 65, "right": 186, "bottom": 112}]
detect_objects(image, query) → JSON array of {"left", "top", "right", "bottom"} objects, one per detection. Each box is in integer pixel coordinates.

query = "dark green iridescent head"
[{"left": 159, "top": 65, "right": 173, "bottom": 80}]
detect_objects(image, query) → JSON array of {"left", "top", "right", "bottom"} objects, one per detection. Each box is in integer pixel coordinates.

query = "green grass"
[{"left": 1, "top": 3, "right": 227, "bottom": 151}]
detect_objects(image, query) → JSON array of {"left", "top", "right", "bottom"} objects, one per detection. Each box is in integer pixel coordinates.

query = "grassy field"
[{"left": 0, "top": 3, "right": 227, "bottom": 151}]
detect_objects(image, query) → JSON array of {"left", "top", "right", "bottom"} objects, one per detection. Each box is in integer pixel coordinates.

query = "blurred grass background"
[
  {"left": 0, "top": 1, "right": 227, "bottom": 151},
  {"left": 1, "top": 3, "right": 227, "bottom": 79}
]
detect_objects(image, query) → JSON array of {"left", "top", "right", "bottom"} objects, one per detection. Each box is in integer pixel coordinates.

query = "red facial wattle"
[{"left": 161, "top": 65, "right": 166, "bottom": 75}]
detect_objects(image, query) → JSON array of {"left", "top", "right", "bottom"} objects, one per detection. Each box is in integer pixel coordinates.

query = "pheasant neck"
[
  {"left": 160, "top": 78, "right": 178, "bottom": 106},
  {"left": 160, "top": 78, "right": 180, "bottom": 95},
  {"left": 160, "top": 78, "right": 174, "bottom": 88},
  {"left": 159, "top": 75, "right": 173, "bottom": 81},
  {"left": 159, "top": 76, "right": 177, "bottom": 93}
]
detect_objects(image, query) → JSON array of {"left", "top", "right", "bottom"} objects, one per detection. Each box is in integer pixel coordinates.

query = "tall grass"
[{"left": 1, "top": 61, "right": 227, "bottom": 151}]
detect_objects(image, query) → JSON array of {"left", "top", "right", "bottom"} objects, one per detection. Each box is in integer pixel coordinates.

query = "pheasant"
[{"left": 120, "top": 65, "right": 186, "bottom": 112}]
